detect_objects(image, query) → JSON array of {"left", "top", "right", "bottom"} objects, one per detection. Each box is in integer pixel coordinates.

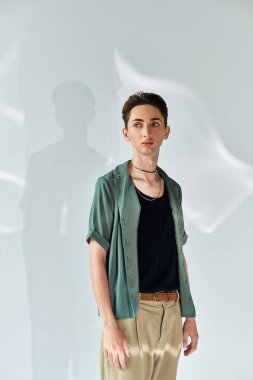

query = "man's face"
[{"left": 122, "top": 104, "right": 170, "bottom": 155}]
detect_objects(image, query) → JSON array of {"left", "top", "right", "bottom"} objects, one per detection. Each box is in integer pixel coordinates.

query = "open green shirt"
[{"left": 86, "top": 159, "right": 196, "bottom": 319}]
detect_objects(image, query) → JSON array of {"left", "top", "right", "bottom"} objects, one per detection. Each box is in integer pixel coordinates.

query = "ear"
[
  {"left": 122, "top": 127, "right": 131, "bottom": 142},
  {"left": 163, "top": 125, "right": 170, "bottom": 140}
]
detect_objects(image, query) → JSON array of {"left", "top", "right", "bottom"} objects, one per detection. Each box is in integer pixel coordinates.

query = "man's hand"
[
  {"left": 103, "top": 322, "right": 130, "bottom": 369},
  {"left": 182, "top": 317, "right": 199, "bottom": 356}
]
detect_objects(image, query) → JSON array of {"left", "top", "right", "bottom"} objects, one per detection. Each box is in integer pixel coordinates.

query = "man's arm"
[
  {"left": 182, "top": 253, "right": 199, "bottom": 356},
  {"left": 89, "top": 237, "right": 130, "bottom": 369}
]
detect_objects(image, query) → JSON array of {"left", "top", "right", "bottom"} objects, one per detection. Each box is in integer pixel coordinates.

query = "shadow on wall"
[{"left": 21, "top": 81, "right": 106, "bottom": 380}]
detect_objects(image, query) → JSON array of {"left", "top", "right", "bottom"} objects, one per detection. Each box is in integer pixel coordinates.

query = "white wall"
[{"left": 1, "top": 0, "right": 253, "bottom": 379}]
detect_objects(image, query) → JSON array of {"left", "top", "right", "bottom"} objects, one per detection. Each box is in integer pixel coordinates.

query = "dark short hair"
[{"left": 122, "top": 91, "right": 168, "bottom": 129}]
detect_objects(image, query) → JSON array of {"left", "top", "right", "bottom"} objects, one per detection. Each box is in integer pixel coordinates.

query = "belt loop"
[
  {"left": 176, "top": 289, "right": 180, "bottom": 304},
  {"left": 153, "top": 291, "right": 159, "bottom": 302}
]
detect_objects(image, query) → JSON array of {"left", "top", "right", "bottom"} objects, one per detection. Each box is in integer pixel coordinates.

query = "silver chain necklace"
[{"left": 129, "top": 161, "right": 162, "bottom": 201}]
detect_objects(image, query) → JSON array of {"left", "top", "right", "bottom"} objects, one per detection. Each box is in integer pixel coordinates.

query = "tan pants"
[{"left": 100, "top": 291, "right": 183, "bottom": 380}]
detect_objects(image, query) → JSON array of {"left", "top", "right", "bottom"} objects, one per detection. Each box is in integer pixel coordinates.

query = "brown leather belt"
[{"left": 139, "top": 290, "right": 179, "bottom": 302}]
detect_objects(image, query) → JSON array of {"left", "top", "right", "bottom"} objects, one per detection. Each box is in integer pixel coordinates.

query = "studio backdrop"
[{"left": 1, "top": 1, "right": 252, "bottom": 379}]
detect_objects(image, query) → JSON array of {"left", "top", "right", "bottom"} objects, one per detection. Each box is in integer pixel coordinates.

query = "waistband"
[{"left": 139, "top": 290, "right": 180, "bottom": 302}]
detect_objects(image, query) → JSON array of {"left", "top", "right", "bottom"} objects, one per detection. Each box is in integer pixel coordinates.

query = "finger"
[
  {"left": 123, "top": 341, "right": 130, "bottom": 358},
  {"left": 191, "top": 335, "right": 199, "bottom": 351},
  {"left": 183, "top": 344, "right": 192, "bottom": 356},
  {"left": 184, "top": 349, "right": 192, "bottom": 356},
  {"left": 193, "top": 335, "right": 199, "bottom": 349},
  {"left": 118, "top": 352, "right": 126, "bottom": 369},
  {"left": 108, "top": 352, "right": 114, "bottom": 366},
  {"left": 112, "top": 353, "right": 121, "bottom": 369},
  {"left": 184, "top": 342, "right": 196, "bottom": 356},
  {"left": 188, "top": 334, "right": 199, "bottom": 351},
  {"left": 186, "top": 345, "right": 194, "bottom": 354},
  {"left": 183, "top": 335, "right": 188, "bottom": 349}
]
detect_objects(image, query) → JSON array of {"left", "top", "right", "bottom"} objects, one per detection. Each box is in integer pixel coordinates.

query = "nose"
[{"left": 142, "top": 124, "right": 151, "bottom": 137}]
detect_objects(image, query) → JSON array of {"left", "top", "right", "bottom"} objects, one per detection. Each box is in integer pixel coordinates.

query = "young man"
[{"left": 86, "top": 92, "right": 199, "bottom": 380}]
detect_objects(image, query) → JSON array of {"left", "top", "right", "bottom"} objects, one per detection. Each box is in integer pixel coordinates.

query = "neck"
[
  {"left": 128, "top": 155, "right": 160, "bottom": 182},
  {"left": 132, "top": 151, "right": 159, "bottom": 168}
]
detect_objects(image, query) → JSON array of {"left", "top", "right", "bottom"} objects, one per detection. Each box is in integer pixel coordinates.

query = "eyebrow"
[{"left": 131, "top": 117, "right": 162, "bottom": 122}]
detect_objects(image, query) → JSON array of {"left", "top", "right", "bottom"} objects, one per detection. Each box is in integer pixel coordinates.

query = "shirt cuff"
[
  {"left": 183, "top": 230, "right": 188, "bottom": 245},
  {"left": 86, "top": 229, "right": 110, "bottom": 252}
]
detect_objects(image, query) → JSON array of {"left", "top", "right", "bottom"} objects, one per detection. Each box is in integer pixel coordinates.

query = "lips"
[{"left": 142, "top": 142, "right": 153, "bottom": 145}]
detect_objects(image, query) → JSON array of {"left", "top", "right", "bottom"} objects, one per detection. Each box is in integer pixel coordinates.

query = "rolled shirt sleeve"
[
  {"left": 182, "top": 229, "right": 188, "bottom": 246},
  {"left": 86, "top": 177, "right": 114, "bottom": 252}
]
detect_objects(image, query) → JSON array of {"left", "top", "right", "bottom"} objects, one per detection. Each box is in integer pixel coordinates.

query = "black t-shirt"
[{"left": 135, "top": 183, "right": 180, "bottom": 293}]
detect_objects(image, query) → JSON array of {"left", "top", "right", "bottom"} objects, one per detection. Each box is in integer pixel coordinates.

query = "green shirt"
[{"left": 86, "top": 159, "right": 196, "bottom": 319}]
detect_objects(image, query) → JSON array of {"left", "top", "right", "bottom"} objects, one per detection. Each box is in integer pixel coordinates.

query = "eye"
[
  {"left": 133, "top": 123, "right": 142, "bottom": 128},
  {"left": 151, "top": 122, "right": 160, "bottom": 127}
]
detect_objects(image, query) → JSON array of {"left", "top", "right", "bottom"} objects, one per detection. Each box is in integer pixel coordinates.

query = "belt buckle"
[{"left": 153, "top": 291, "right": 170, "bottom": 302}]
